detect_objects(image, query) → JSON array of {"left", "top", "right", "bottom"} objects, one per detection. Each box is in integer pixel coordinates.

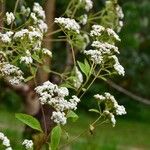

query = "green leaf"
[
  {"left": 66, "top": 110, "right": 79, "bottom": 122},
  {"left": 84, "top": 59, "right": 91, "bottom": 73},
  {"left": 50, "top": 125, "right": 62, "bottom": 150},
  {"left": 77, "top": 61, "right": 89, "bottom": 77},
  {"left": 89, "top": 109, "right": 100, "bottom": 114},
  {"left": 32, "top": 54, "right": 42, "bottom": 63},
  {"left": 15, "top": 113, "right": 42, "bottom": 132}
]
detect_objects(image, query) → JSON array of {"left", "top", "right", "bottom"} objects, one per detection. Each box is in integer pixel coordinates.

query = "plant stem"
[{"left": 79, "top": 68, "right": 102, "bottom": 99}]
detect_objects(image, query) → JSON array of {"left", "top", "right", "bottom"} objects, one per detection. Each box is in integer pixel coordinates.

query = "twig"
[{"left": 106, "top": 79, "right": 150, "bottom": 105}]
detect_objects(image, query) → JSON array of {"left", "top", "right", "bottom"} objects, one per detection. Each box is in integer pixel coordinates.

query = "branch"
[{"left": 106, "top": 79, "right": 150, "bottom": 105}]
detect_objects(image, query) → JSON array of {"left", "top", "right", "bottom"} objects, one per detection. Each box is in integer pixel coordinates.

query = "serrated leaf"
[
  {"left": 50, "top": 125, "right": 62, "bottom": 150},
  {"left": 15, "top": 113, "right": 42, "bottom": 132},
  {"left": 89, "top": 109, "right": 100, "bottom": 114},
  {"left": 66, "top": 110, "right": 79, "bottom": 122}
]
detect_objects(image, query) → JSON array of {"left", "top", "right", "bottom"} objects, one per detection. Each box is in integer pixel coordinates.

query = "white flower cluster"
[
  {"left": 21, "top": 6, "right": 31, "bottom": 16},
  {"left": 0, "top": 62, "right": 24, "bottom": 85},
  {"left": 42, "top": 48, "right": 52, "bottom": 57},
  {"left": 90, "top": 25, "right": 121, "bottom": 41},
  {"left": 106, "top": 28, "right": 121, "bottom": 41},
  {"left": 79, "top": 14, "right": 88, "bottom": 25},
  {"left": 6, "top": 12, "right": 15, "bottom": 25},
  {"left": 73, "top": 66, "right": 83, "bottom": 89},
  {"left": 0, "top": 31, "right": 14, "bottom": 43},
  {"left": 110, "top": 55, "right": 125, "bottom": 76},
  {"left": 92, "top": 41, "right": 119, "bottom": 54},
  {"left": 116, "top": 5, "right": 124, "bottom": 32},
  {"left": 22, "top": 139, "right": 33, "bottom": 150},
  {"left": 33, "top": 2, "right": 45, "bottom": 20},
  {"left": 90, "top": 25, "right": 105, "bottom": 37},
  {"left": 94, "top": 92, "right": 126, "bottom": 127},
  {"left": 1, "top": 3, "right": 51, "bottom": 66},
  {"left": 84, "top": 50, "right": 103, "bottom": 64},
  {"left": 0, "top": 132, "right": 12, "bottom": 150},
  {"left": 54, "top": 17, "right": 80, "bottom": 34},
  {"left": 35, "top": 81, "right": 80, "bottom": 125},
  {"left": 84, "top": 24, "right": 125, "bottom": 76},
  {"left": 80, "top": 0, "right": 93, "bottom": 12},
  {"left": 20, "top": 50, "right": 33, "bottom": 64}
]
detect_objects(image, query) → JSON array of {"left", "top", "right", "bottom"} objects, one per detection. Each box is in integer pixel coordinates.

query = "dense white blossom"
[
  {"left": 0, "top": 31, "right": 14, "bottom": 43},
  {"left": 33, "top": 2, "right": 45, "bottom": 20},
  {"left": 6, "top": 12, "right": 15, "bottom": 25},
  {"left": 0, "top": 132, "right": 12, "bottom": 149},
  {"left": 35, "top": 81, "right": 80, "bottom": 125},
  {"left": 0, "top": 63, "right": 24, "bottom": 85},
  {"left": 94, "top": 92, "right": 126, "bottom": 127},
  {"left": 111, "top": 55, "right": 125, "bottom": 76},
  {"left": 92, "top": 41, "right": 119, "bottom": 54},
  {"left": 54, "top": 17, "right": 80, "bottom": 34},
  {"left": 51, "top": 111, "right": 67, "bottom": 125},
  {"left": 84, "top": 49, "right": 103, "bottom": 64},
  {"left": 22, "top": 139, "right": 33, "bottom": 149},
  {"left": 90, "top": 25, "right": 105, "bottom": 37},
  {"left": 13, "top": 29, "right": 29, "bottom": 39}
]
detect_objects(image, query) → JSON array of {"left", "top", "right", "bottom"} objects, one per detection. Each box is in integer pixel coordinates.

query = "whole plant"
[{"left": 0, "top": 0, "right": 126, "bottom": 149}]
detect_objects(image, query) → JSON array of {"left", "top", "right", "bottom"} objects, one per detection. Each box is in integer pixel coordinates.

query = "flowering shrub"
[{"left": 0, "top": 0, "right": 126, "bottom": 149}]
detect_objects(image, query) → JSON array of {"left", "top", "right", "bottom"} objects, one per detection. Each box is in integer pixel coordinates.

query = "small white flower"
[
  {"left": 0, "top": 132, "right": 11, "bottom": 149},
  {"left": 115, "top": 105, "right": 126, "bottom": 115},
  {"left": 13, "top": 29, "right": 29, "bottom": 39},
  {"left": 51, "top": 111, "right": 67, "bottom": 125},
  {"left": 0, "top": 63, "right": 24, "bottom": 85},
  {"left": 92, "top": 41, "right": 119, "bottom": 54},
  {"left": 33, "top": 2, "right": 45, "bottom": 20},
  {"left": 20, "top": 51, "right": 33, "bottom": 64},
  {"left": 6, "top": 12, "right": 15, "bottom": 25},
  {"left": 106, "top": 28, "right": 121, "bottom": 41},
  {"left": 42, "top": 48, "right": 52, "bottom": 57},
  {"left": 21, "top": 6, "right": 30, "bottom": 16},
  {"left": 79, "top": 14, "right": 88, "bottom": 25},
  {"left": 54, "top": 17, "right": 80, "bottom": 34},
  {"left": 90, "top": 25, "right": 105, "bottom": 37},
  {"left": 30, "top": 12, "right": 38, "bottom": 23},
  {"left": 94, "top": 94, "right": 105, "bottom": 101},
  {"left": 22, "top": 139, "right": 33, "bottom": 149},
  {"left": 37, "top": 20, "right": 48, "bottom": 33},
  {"left": 116, "top": 5, "right": 124, "bottom": 19},
  {"left": 80, "top": 0, "right": 93, "bottom": 11},
  {"left": 84, "top": 49, "right": 103, "bottom": 64}
]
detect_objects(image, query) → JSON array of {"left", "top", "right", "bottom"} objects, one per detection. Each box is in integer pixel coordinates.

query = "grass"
[{"left": 0, "top": 110, "right": 150, "bottom": 150}]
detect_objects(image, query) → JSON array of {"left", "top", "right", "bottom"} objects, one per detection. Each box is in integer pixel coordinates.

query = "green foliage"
[
  {"left": 15, "top": 113, "right": 43, "bottom": 132},
  {"left": 66, "top": 110, "right": 79, "bottom": 122},
  {"left": 50, "top": 125, "right": 62, "bottom": 150},
  {"left": 77, "top": 59, "right": 91, "bottom": 78}
]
